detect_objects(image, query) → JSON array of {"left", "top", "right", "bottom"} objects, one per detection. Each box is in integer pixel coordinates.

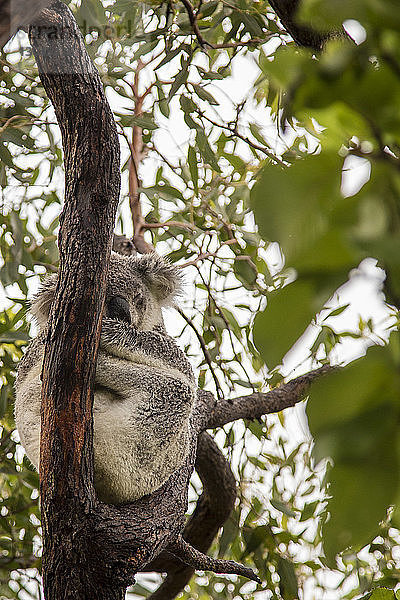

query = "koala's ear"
[
  {"left": 135, "top": 253, "right": 183, "bottom": 304},
  {"left": 30, "top": 273, "right": 58, "bottom": 331}
]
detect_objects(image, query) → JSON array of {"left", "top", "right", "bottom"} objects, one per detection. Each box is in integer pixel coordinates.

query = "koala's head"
[
  {"left": 105, "top": 252, "right": 182, "bottom": 330},
  {"left": 31, "top": 252, "right": 183, "bottom": 332}
]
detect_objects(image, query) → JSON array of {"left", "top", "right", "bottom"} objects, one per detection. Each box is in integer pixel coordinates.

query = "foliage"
[
  {"left": 0, "top": 0, "right": 400, "bottom": 598},
  {"left": 251, "top": 0, "right": 400, "bottom": 583}
]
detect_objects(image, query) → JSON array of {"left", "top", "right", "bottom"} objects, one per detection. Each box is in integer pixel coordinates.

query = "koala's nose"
[{"left": 106, "top": 295, "right": 131, "bottom": 324}]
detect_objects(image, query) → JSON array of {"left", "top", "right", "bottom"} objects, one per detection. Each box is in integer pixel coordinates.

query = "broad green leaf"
[
  {"left": 169, "top": 64, "right": 189, "bottom": 99},
  {"left": 254, "top": 281, "right": 315, "bottom": 368},
  {"left": 197, "top": 1, "right": 219, "bottom": 18},
  {"left": 360, "top": 590, "right": 397, "bottom": 600},
  {"left": 278, "top": 557, "right": 298, "bottom": 600},
  {"left": 251, "top": 153, "right": 343, "bottom": 261},
  {"left": 300, "top": 0, "right": 400, "bottom": 32},
  {"left": 233, "top": 259, "right": 257, "bottom": 290},
  {"left": 270, "top": 498, "right": 297, "bottom": 518},
  {"left": 307, "top": 342, "right": 400, "bottom": 561},
  {"left": 192, "top": 83, "right": 219, "bottom": 105},
  {"left": 307, "top": 344, "right": 400, "bottom": 438},
  {"left": 77, "top": 0, "right": 106, "bottom": 28},
  {"left": 324, "top": 457, "right": 398, "bottom": 563},
  {"left": 242, "top": 525, "right": 272, "bottom": 557},
  {"left": 196, "top": 130, "right": 220, "bottom": 172},
  {"left": 131, "top": 115, "right": 158, "bottom": 130}
]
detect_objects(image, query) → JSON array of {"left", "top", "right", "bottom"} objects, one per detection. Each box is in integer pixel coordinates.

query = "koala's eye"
[{"left": 106, "top": 295, "right": 131, "bottom": 324}]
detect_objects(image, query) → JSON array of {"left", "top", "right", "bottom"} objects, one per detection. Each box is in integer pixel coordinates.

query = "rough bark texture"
[
  {"left": 28, "top": 3, "right": 339, "bottom": 599},
  {"left": 207, "top": 366, "right": 335, "bottom": 429},
  {"left": 145, "top": 432, "right": 237, "bottom": 600},
  {"left": 30, "top": 2, "right": 121, "bottom": 598},
  {"left": 0, "top": 0, "right": 53, "bottom": 48}
]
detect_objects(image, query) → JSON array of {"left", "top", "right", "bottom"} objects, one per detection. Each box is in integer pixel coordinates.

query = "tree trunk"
[{"left": 29, "top": 2, "right": 121, "bottom": 598}]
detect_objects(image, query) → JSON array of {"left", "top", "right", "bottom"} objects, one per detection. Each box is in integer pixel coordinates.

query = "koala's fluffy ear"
[
  {"left": 135, "top": 253, "right": 183, "bottom": 304},
  {"left": 30, "top": 273, "right": 58, "bottom": 331}
]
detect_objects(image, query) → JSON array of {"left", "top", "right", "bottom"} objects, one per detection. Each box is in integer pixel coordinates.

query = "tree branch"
[
  {"left": 197, "top": 109, "right": 285, "bottom": 164},
  {"left": 127, "top": 60, "right": 155, "bottom": 254},
  {"left": 180, "top": 0, "right": 270, "bottom": 50},
  {"left": 205, "top": 365, "right": 336, "bottom": 429},
  {"left": 145, "top": 432, "right": 237, "bottom": 599},
  {"left": 180, "top": 238, "right": 238, "bottom": 268},
  {"left": 167, "top": 535, "right": 260, "bottom": 583}
]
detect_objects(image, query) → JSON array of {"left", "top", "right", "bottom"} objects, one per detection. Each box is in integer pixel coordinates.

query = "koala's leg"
[{"left": 94, "top": 353, "right": 194, "bottom": 502}]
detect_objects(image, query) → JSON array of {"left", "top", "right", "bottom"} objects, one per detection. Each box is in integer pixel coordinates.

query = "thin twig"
[
  {"left": 179, "top": 0, "right": 269, "bottom": 50},
  {"left": 144, "top": 221, "right": 196, "bottom": 231},
  {"left": 0, "top": 58, "right": 37, "bottom": 82},
  {"left": 178, "top": 307, "right": 223, "bottom": 400},
  {"left": 180, "top": 238, "right": 238, "bottom": 267},
  {"left": 126, "top": 61, "right": 155, "bottom": 254},
  {"left": 198, "top": 109, "right": 284, "bottom": 164}
]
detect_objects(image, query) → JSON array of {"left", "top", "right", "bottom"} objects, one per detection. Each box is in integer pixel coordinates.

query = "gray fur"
[{"left": 15, "top": 252, "right": 196, "bottom": 504}]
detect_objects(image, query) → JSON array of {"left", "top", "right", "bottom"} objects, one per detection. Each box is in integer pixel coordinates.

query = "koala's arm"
[{"left": 100, "top": 317, "right": 195, "bottom": 383}]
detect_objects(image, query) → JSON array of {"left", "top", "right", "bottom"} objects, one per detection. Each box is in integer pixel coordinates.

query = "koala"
[{"left": 15, "top": 252, "right": 196, "bottom": 505}]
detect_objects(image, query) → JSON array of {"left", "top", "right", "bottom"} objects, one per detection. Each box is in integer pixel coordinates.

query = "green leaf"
[
  {"left": 197, "top": 1, "right": 219, "bottom": 19},
  {"left": 0, "top": 331, "right": 30, "bottom": 343},
  {"left": 196, "top": 130, "right": 220, "bottom": 172},
  {"left": 251, "top": 153, "right": 343, "bottom": 261},
  {"left": 112, "top": 0, "right": 136, "bottom": 15},
  {"left": 278, "top": 557, "right": 298, "bottom": 600},
  {"left": 0, "top": 385, "right": 8, "bottom": 419},
  {"left": 0, "top": 143, "right": 15, "bottom": 168},
  {"left": 77, "top": 0, "right": 106, "bottom": 28},
  {"left": 299, "top": 500, "right": 319, "bottom": 522},
  {"left": 196, "top": 66, "right": 225, "bottom": 80},
  {"left": 307, "top": 342, "right": 400, "bottom": 561},
  {"left": 187, "top": 146, "right": 198, "bottom": 194},
  {"left": 359, "top": 590, "right": 397, "bottom": 600},
  {"left": 180, "top": 95, "right": 197, "bottom": 114},
  {"left": 308, "top": 344, "right": 400, "bottom": 439},
  {"left": 254, "top": 281, "right": 315, "bottom": 368},
  {"left": 233, "top": 259, "right": 258, "bottom": 290},
  {"left": 270, "top": 498, "right": 297, "bottom": 518},
  {"left": 249, "top": 123, "right": 269, "bottom": 146},
  {"left": 155, "top": 46, "right": 183, "bottom": 70},
  {"left": 192, "top": 83, "right": 219, "bottom": 105},
  {"left": 169, "top": 65, "right": 189, "bottom": 99},
  {"left": 130, "top": 115, "right": 158, "bottom": 130},
  {"left": 324, "top": 303, "right": 350, "bottom": 319}
]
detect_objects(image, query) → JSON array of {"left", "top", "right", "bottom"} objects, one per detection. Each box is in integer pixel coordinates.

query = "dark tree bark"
[
  {"left": 30, "top": 2, "right": 121, "bottom": 598},
  {"left": 145, "top": 432, "right": 237, "bottom": 600},
  {"left": 26, "top": 3, "right": 339, "bottom": 599},
  {"left": 0, "top": 0, "right": 54, "bottom": 48}
]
